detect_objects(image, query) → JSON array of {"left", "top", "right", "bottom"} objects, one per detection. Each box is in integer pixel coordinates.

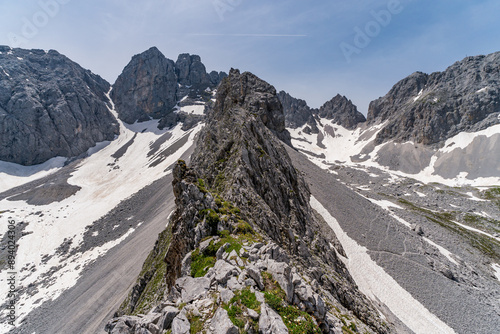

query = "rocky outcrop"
[
  {"left": 277, "top": 90, "right": 318, "bottom": 132},
  {"left": 107, "top": 236, "right": 375, "bottom": 334},
  {"left": 111, "top": 47, "right": 178, "bottom": 124},
  {"left": 317, "top": 94, "right": 366, "bottom": 130},
  {"left": 368, "top": 51, "right": 500, "bottom": 145},
  {"left": 0, "top": 46, "right": 119, "bottom": 165},
  {"left": 278, "top": 91, "right": 365, "bottom": 132},
  {"left": 109, "top": 69, "right": 391, "bottom": 334},
  {"left": 111, "top": 47, "right": 227, "bottom": 128}
]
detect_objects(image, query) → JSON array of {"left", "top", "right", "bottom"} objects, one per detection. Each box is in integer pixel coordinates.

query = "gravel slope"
[{"left": 286, "top": 145, "right": 500, "bottom": 334}]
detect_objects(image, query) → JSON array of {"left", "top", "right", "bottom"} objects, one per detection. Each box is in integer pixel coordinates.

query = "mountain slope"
[
  {"left": 288, "top": 51, "right": 500, "bottom": 186},
  {"left": 368, "top": 52, "right": 500, "bottom": 145},
  {"left": 107, "top": 69, "right": 391, "bottom": 334},
  {"left": 0, "top": 91, "right": 203, "bottom": 333},
  {"left": 0, "top": 46, "right": 119, "bottom": 166}
]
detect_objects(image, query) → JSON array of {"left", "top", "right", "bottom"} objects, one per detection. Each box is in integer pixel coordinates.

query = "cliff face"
[
  {"left": 0, "top": 46, "right": 119, "bottom": 166},
  {"left": 108, "top": 69, "right": 390, "bottom": 334},
  {"left": 111, "top": 47, "right": 179, "bottom": 124},
  {"left": 368, "top": 52, "right": 500, "bottom": 145},
  {"left": 111, "top": 47, "right": 226, "bottom": 127},
  {"left": 278, "top": 91, "right": 365, "bottom": 133},
  {"left": 317, "top": 94, "right": 366, "bottom": 130}
]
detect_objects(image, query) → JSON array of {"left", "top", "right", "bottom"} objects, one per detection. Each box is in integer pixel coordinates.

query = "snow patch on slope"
[
  {"left": 0, "top": 157, "right": 67, "bottom": 193},
  {"left": 0, "top": 92, "right": 203, "bottom": 325},
  {"left": 289, "top": 119, "right": 500, "bottom": 187},
  {"left": 310, "top": 196, "right": 456, "bottom": 334}
]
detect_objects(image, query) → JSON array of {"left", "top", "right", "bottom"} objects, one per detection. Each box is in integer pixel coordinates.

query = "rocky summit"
[
  {"left": 111, "top": 47, "right": 226, "bottom": 128},
  {"left": 368, "top": 51, "right": 500, "bottom": 145},
  {"left": 278, "top": 91, "right": 365, "bottom": 133},
  {"left": 106, "top": 69, "right": 389, "bottom": 334},
  {"left": 0, "top": 46, "right": 119, "bottom": 166}
]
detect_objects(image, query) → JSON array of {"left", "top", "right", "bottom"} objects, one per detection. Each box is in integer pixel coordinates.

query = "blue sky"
[{"left": 1, "top": 0, "right": 499, "bottom": 114}]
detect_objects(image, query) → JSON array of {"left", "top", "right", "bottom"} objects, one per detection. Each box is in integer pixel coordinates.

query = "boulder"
[
  {"left": 259, "top": 303, "right": 288, "bottom": 334},
  {"left": 208, "top": 308, "right": 239, "bottom": 334},
  {"left": 171, "top": 312, "right": 190, "bottom": 334},
  {"left": 159, "top": 306, "right": 180, "bottom": 330},
  {"left": 176, "top": 277, "right": 211, "bottom": 303}
]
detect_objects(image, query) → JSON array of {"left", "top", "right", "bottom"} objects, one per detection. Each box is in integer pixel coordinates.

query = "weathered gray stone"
[
  {"left": 214, "top": 260, "right": 238, "bottom": 284},
  {"left": 208, "top": 308, "right": 239, "bottom": 334},
  {"left": 247, "top": 308, "right": 260, "bottom": 320},
  {"left": 0, "top": 47, "right": 119, "bottom": 165},
  {"left": 267, "top": 260, "right": 293, "bottom": 303},
  {"left": 367, "top": 52, "right": 500, "bottom": 145},
  {"left": 176, "top": 276, "right": 211, "bottom": 303},
  {"left": 259, "top": 303, "right": 288, "bottom": 334},
  {"left": 316, "top": 294, "right": 326, "bottom": 318},
  {"left": 216, "top": 243, "right": 230, "bottom": 260},
  {"left": 108, "top": 319, "right": 133, "bottom": 334},
  {"left": 220, "top": 288, "right": 235, "bottom": 304},
  {"left": 246, "top": 265, "right": 265, "bottom": 290},
  {"left": 226, "top": 276, "right": 242, "bottom": 291},
  {"left": 171, "top": 312, "right": 190, "bottom": 334},
  {"left": 159, "top": 306, "right": 180, "bottom": 330},
  {"left": 147, "top": 323, "right": 160, "bottom": 334}
]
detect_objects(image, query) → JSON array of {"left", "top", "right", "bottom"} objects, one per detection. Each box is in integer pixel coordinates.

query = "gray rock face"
[
  {"left": 0, "top": 46, "right": 119, "bottom": 165},
  {"left": 215, "top": 69, "right": 291, "bottom": 143},
  {"left": 277, "top": 90, "right": 318, "bottom": 132},
  {"left": 191, "top": 69, "right": 388, "bottom": 332},
  {"left": 111, "top": 47, "right": 227, "bottom": 127},
  {"left": 208, "top": 308, "right": 239, "bottom": 334},
  {"left": 259, "top": 303, "right": 289, "bottom": 334},
  {"left": 278, "top": 91, "right": 365, "bottom": 132},
  {"left": 176, "top": 276, "right": 211, "bottom": 303},
  {"left": 171, "top": 312, "right": 190, "bottom": 334},
  {"left": 111, "top": 47, "right": 177, "bottom": 124},
  {"left": 175, "top": 53, "right": 211, "bottom": 89},
  {"left": 107, "top": 69, "right": 390, "bottom": 334},
  {"left": 368, "top": 51, "right": 500, "bottom": 145},
  {"left": 317, "top": 94, "right": 366, "bottom": 129}
]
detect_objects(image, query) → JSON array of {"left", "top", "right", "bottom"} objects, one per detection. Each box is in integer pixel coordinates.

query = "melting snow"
[
  {"left": 423, "top": 238, "right": 459, "bottom": 266},
  {"left": 413, "top": 89, "right": 423, "bottom": 102},
  {"left": 310, "top": 196, "right": 456, "bottom": 334},
  {"left": 179, "top": 104, "right": 205, "bottom": 115},
  {"left": 492, "top": 263, "right": 500, "bottom": 281},
  {"left": 452, "top": 220, "right": 500, "bottom": 242},
  {"left": 0, "top": 66, "right": 10, "bottom": 77},
  {"left": 0, "top": 157, "right": 67, "bottom": 194},
  {"left": 290, "top": 118, "right": 500, "bottom": 187},
  {"left": 0, "top": 90, "right": 204, "bottom": 325}
]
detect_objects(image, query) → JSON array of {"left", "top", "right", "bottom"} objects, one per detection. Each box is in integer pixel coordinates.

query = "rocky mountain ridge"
[
  {"left": 368, "top": 51, "right": 500, "bottom": 146},
  {"left": 0, "top": 46, "right": 119, "bottom": 166},
  {"left": 106, "top": 69, "right": 391, "bottom": 334},
  {"left": 111, "top": 47, "right": 227, "bottom": 128},
  {"left": 278, "top": 91, "right": 366, "bottom": 133}
]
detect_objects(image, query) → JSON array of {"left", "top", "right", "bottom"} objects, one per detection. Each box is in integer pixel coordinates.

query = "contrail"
[{"left": 187, "top": 33, "right": 307, "bottom": 37}]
